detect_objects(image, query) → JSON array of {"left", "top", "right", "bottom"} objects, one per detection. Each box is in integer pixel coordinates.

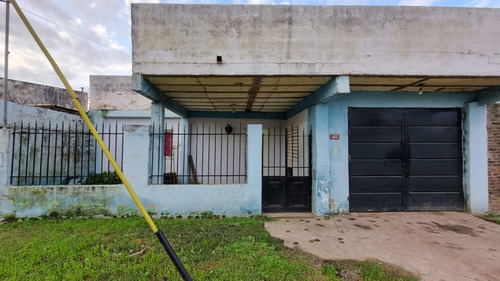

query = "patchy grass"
[
  {"left": 0, "top": 217, "right": 419, "bottom": 280},
  {"left": 485, "top": 213, "right": 500, "bottom": 224},
  {"left": 330, "top": 260, "right": 419, "bottom": 281}
]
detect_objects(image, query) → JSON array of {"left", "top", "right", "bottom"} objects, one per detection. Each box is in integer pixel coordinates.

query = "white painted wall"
[{"left": 190, "top": 117, "right": 309, "bottom": 180}]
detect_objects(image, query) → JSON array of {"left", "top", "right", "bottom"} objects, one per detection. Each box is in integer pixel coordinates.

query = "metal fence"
[
  {"left": 150, "top": 122, "right": 247, "bottom": 185},
  {"left": 10, "top": 121, "right": 124, "bottom": 186},
  {"left": 262, "top": 126, "right": 311, "bottom": 177}
]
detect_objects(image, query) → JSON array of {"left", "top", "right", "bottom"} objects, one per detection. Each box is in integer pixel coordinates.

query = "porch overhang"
[
  {"left": 131, "top": 4, "right": 500, "bottom": 118},
  {"left": 132, "top": 73, "right": 500, "bottom": 119}
]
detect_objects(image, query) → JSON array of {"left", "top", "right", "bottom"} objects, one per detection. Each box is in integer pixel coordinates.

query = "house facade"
[
  {"left": 131, "top": 4, "right": 500, "bottom": 215},
  {"left": 2, "top": 4, "right": 500, "bottom": 219}
]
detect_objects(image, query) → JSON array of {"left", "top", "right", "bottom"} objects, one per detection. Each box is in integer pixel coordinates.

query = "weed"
[
  {"left": 2, "top": 213, "right": 17, "bottom": 222},
  {"left": 486, "top": 213, "right": 500, "bottom": 224},
  {"left": 85, "top": 171, "right": 121, "bottom": 185},
  {"left": 160, "top": 211, "right": 171, "bottom": 218},
  {"left": 356, "top": 260, "right": 419, "bottom": 281},
  {"left": 320, "top": 264, "right": 340, "bottom": 280}
]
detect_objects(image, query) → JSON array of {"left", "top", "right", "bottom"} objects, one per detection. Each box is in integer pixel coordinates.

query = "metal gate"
[
  {"left": 349, "top": 108, "right": 464, "bottom": 212},
  {"left": 262, "top": 126, "right": 312, "bottom": 212}
]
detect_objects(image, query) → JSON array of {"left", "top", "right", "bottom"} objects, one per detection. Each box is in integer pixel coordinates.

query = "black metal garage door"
[{"left": 348, "top": 108, "right": 464, "bottom": 212}]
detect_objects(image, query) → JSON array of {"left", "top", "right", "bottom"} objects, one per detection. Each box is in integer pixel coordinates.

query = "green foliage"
[
  {"left": 0, "top": 217, "right": 332, "bottom": 281},
  {"left": 486, "top": 212, "right": 500, "bottom": 224},
  {"left": 356, "top": 260, "right": 419, "bottom": 281},
  {"left": 320, "top": 264, "right": 340, "bottom": 280},
  {"left": 0, "top": 217, "right": 418, "bottom": 281},
  {"left": 85, "top": 171, "right": 121, "bottom": 185},
  {"left": 2, "top": 213, "right": 17, "bottom": 222}
]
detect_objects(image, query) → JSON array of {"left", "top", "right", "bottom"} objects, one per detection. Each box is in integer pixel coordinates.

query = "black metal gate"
[
  {"left": 349, "top": 108, "right": 464, "bottom": 212},
  {"left": 262, "top": 127, "right": 312, "bottom": 212}
]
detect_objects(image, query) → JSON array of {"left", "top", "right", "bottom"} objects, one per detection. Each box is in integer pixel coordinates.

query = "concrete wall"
[
  {"left": 0, "top": 78, "right": 88, "bottom": 112},
  {"left": 464, "top": 102, "right": 489, "bottom": 213},
  {"left": 308, "top": 90, "right": 489, "bottom": 215},
  {"left": 89, "top": 75, "right": 152, "bottom": 111},
  {"left": 0, "top": 100, "right": 83, "bottom": 127},
  {"left": 132, "top": 4, "right": 500, "bottom": 76},
  {"left": 0, "top": 124, "right": 263, "bottom": 219}
]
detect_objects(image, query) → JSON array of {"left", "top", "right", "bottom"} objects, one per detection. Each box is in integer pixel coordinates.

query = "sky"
[{"left": 0, "top": 0, "right": 499, "bottom": 93}]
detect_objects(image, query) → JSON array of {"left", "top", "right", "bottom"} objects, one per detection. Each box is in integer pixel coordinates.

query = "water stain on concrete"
[
  {"left": 433, "top": 222, "right": 477, "bottom": 237},
  {"left": 353, "top": 224, "right": 372, "bottom": 230}
]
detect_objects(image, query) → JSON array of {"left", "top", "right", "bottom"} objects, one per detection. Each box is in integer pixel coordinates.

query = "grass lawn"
[{"left": 0, "top": 216, "right": 418, "bottom": 281}]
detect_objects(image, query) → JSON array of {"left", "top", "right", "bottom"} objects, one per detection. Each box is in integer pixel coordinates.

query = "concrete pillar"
[
  {"left": 151, "top": 102, "right": 165, "bottom": 184},
  {"left": 464, "top": 102, "right": 489, "bottom": 213},
  {"left": 0, "top": 129, "right": 11, "bottom": 192},
  {"left": 247, "top": 124, "right": 263, "bottom": 214},
  {"left": 123, "top": 125, "right": 149, "bottom": 189},
  {"left": 308, "top": 104, "right": 330, "bottom": 215}
]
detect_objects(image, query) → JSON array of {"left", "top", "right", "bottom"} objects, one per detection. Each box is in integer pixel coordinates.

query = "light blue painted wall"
[
  {"left": 0, "top": 124, "right": 263, "bottom": 218},
  {"left": 309, "top": 90, "right": 489, "bottom": 214},
  {"left": 308, "top": 104, "right": 330, "bottom": 215},
  {"left": 464, "top": 102, "right": 489, "bottom": 213},
  {"left": 124, "top": 124, "right": 263, "bottom": 217}
]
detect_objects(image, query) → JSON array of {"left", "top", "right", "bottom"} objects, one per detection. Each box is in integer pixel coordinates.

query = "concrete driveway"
[{"left": 265, "top": 212, "right": 500, "bottom": 281}]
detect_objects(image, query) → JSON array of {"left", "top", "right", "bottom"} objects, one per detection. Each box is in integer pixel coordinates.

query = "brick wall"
[{"left": 487, "top": 104, "right": 500, "bottom": 212}]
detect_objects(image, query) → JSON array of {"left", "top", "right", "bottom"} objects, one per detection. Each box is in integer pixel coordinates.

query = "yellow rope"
[{"left": 10, "top": 0, "right": 158, "bottom": 233}]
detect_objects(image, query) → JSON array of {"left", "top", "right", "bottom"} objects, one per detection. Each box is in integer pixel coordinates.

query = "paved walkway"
[{"left": 265, "top": 212, "right": 500, "bottom": 281}]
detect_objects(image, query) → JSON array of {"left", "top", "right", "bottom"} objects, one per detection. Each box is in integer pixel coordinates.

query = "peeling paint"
[
  {"left": 313, "top": 175, "right": 330, "bottom": 215},
  {"left": 4, "top": 185, "right": 124, "bottom": 218},
  {"left": 316, "top": 176, "right": 330, "bottom": 206}
]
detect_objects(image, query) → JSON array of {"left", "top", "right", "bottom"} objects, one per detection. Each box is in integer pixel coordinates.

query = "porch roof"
[{"left": 132, "top": 74, "right": 500, "bottom": 118}]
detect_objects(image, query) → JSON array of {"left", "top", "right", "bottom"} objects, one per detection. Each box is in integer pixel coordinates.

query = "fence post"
[
  {"left": 179, "top": 118, "right": 189, "bottom": 184},
  {"left": 89, "top": 110, "right": 104, "bottom": 174},
  {"left": 0, "top": 128, "right": 11, "bottom": 196}
]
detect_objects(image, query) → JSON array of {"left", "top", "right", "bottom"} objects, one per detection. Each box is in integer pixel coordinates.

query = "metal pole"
[
  {"left": 3, "top": 0, "right": 9, "bottom": 127},
  {"left": 9, "top": 1, "right": 191, "bottom": 280}
]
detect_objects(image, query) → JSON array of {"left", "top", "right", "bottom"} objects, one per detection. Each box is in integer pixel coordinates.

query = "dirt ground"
[{"left": 265, "top": 212, "right": 500, "bottom": 281}]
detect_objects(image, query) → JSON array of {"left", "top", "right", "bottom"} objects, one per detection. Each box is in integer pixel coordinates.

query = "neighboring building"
[
  {"left": 488, "top": 104, "right": 500, "bottom": 212},
  {"left": 131, "top": 4, "right": 500, "bottom": 215},
  {"left": 89, "top": 75, "right": 151, "bottom": 111},
  {"left": 0, "top": 78, "right": 88, "bottom": 114}
]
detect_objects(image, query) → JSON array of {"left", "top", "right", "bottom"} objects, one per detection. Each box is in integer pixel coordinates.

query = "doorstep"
[{"left": 263, "top": 212, "right": 316, "bottom": 219}]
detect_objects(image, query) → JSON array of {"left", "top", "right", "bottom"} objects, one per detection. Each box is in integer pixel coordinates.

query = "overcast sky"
[{"left": 0, "top": 0, "right": 499, "bottom": 92}]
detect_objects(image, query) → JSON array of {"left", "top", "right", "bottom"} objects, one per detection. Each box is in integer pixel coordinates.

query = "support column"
[
  {"left": 123, "top": 125, "right": 149, "bottom": 188},
  {"left": 464, "top": 102, "right": 489, "bottom": 213},
  {"left": 247, "top": 124, "right": 263, "bottom": 214},
  {"left": 0, "top": 129, "right": 11, "bottom": 192},
  {"left": 308, "top": 104, "right": 330, "bottom": 215},
  {"left": 151, "top": 102, "right": 165, "bottom": 184}
]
